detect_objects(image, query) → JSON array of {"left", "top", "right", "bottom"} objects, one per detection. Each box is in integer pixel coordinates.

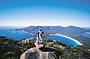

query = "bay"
[
  {"left": 0, "top": 27, "right": 33, "bottom": 40},
  {"left": 46, "top": 35, "right": 79, "bottom": 47},
  {"left": 85, "top": 32, "right": 90, "bottom": 34},
  {"left": 0, "top": 27, "right": 82, "bottom": 47}
]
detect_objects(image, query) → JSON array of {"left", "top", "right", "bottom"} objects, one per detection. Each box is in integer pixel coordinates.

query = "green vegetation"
[
  {"left": 73, "top": 36, "right": 90, "bottom": 49},
  {"left": 42, "top": 38, "right": 90, "bottom": 59},
  {"left": 0, "top": 36, "right": 36, "bottom": 59},
  {"left": 0, "top": 36, "right": 90, "bottom": 59}
]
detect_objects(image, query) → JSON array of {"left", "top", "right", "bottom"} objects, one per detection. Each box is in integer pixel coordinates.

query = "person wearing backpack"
[{"left": 37, "top": 29, "right": 44, "bottom": 44}]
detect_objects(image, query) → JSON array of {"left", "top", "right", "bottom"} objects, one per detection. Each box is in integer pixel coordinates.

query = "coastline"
[
  {"left": 50, "top": 33, "right": 83, "bottom": 45},
  {"left": 22, "top": 30, "right": 83, "bottom": 45},
  {"left": 22, "top": 30, "right": 34, "bottom": 35}
]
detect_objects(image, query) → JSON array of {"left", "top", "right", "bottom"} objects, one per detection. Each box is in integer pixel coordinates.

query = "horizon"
[
  {"left": 0, "top": 0, "right": 90, "bottom": 27},
  {"left": 0, "top": 25, "right": 90, "bottom": 28}
]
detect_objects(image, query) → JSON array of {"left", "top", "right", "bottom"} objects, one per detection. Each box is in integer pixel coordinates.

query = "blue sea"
[
  {"left": 0, "top": 27, "right": 33, "bottom": 40},
  {"left": 85, "top": 32, "right": 90, "bottom": 34},
  {"left": 0, "top": 27, "right": 80, "bottom": 47},
  {"left": 46, "top": 35, "right": 79, "bottom": 47},
  {"left": 81, "top": 32, "right": 90, "bottom": 38}
]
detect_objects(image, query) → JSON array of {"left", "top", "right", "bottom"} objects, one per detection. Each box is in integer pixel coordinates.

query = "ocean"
[
  {"left": 46, "top": 35, "right": 79, "bottom": 47},
  {"left": 85, "top": 32, "right": 90, "bottom": 34},
  {"left": 81, "top": 32, "right": 90, "bottom": 38},
  {"left": 0, "top": 27, "right": 33, "bottom": 40},
  {"left": 0, "top": 27, "right": 81, "bottom": 46}
]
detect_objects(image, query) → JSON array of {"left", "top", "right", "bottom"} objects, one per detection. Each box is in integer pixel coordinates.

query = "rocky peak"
[{"left": 20, "top": 40, "right": 62, "bottom": 59}]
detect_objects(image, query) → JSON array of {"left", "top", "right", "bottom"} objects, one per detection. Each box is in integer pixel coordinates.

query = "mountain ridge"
[{"left": 20, "top": 25, "right": 85, "bottom": 37}]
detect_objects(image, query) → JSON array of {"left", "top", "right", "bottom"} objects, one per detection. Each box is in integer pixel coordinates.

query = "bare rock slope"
[{"left": 20, "top": 40, "right": 58, "bottom": 59}]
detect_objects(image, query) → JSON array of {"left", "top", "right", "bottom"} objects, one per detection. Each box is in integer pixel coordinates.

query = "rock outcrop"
[
  {"left": 20, "top": 47, "right": 55, "bottom": 59},
  {"left": 20, "top": 40, "right": 62, "bottom": 59}
]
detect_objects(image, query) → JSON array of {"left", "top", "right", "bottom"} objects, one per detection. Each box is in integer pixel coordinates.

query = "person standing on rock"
[{"left": 37, "top": 29, "right": 44, "bottom": 44}]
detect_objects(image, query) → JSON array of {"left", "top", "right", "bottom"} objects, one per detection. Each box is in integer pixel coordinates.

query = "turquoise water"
[
  {"left": 81, "top": 32, "right": 90, "bottom": 38},
  {"left": 85, "top": 32, "right": 90, "bottom": 34},
  {"left": 0, "top": 27, "right": 80, "bottom": 46},
  {"left": 46, "top": 35, "right": 79, "bottom": 47},
  {"left": 82, "top": 35, "right": 90, "bottom": 38}
]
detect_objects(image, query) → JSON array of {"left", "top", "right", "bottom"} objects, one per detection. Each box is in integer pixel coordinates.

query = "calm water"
[
  {"left": 0, "top": 28, "right": 33, "bottom": 40},
  {"left": 81, "top": 32, "right": 90, "bottom": 38},
  {"left": 81, "top": 35, "right": 90, "bottom": 38},
  {"left": 0, "top": 27, "right": 80, "bottom": 46},
  {"left": 85, "top": 32, "right": 90, "bottom": 34},
  {"left": 46, "top": 35, "right": 79, "bottom": 47}
]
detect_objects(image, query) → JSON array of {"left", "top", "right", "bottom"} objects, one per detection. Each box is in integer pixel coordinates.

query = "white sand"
[{"left": 50, "top": 33, "right": 83, "bottom": 45}]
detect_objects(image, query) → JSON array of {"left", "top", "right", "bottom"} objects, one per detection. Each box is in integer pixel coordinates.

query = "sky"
[{"left": 0, "top": 0, "right": 90, "bottom": 27}]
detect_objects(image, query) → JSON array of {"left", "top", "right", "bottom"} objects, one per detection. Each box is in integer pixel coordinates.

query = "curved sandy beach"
[
  {"left": 22, "top": 30, "right": 83, "bottom": 46},
  {"left": 50, "top": 33, "right": 83, "bottom": 46}
]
